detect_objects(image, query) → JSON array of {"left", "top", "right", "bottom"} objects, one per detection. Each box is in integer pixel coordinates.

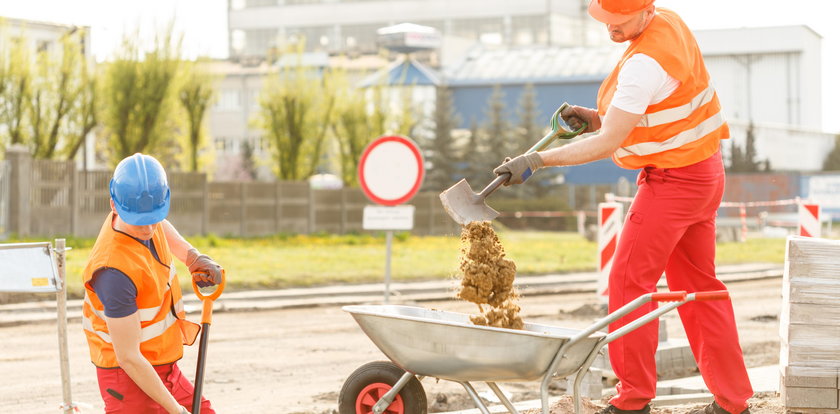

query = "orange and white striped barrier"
[
  {"left": 798, "top": 203, "right": 820, "bottom": 237},
  {"left": 597, "top": 202, "right": 623, "bottom": 299}
]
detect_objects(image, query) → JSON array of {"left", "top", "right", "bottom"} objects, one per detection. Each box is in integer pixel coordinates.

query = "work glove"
[
  {"left": 186, "top": 248, "right": 223, "bottom": 288},
  {"left": 560, "top": 105, "right": 599, "bottom": 133},
  {"left": 493, "top": 153, "right": 544, "bottom": 186}
]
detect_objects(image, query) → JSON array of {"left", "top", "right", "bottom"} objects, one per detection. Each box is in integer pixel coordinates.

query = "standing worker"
[
  {"left": 82, "top": 153, "right": 224, "bottom": 414},
  {"left": 493, "top": 1, "right": 753, "bottom": 413}
]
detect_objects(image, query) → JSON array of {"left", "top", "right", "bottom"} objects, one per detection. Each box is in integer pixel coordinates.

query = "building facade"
[{"left": 227, "top": 0, "right": 606, "bottom": 59}]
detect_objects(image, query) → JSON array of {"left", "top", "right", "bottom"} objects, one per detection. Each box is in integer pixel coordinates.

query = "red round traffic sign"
[{"left": 358, "top": 136, "right": 424, "bottom": 206}]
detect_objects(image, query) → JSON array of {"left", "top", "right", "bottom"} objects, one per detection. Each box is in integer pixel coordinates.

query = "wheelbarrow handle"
[
  {"left": 651, "top": 291, "right": 687, "bottom": 302},
  {"left": 690, "top": 290, "right": 730, "bottom": 301}
]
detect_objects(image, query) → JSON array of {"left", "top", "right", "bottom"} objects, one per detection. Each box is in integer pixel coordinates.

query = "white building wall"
[{"left": 695, "top": 26, "right": 821, "bottom": 129}]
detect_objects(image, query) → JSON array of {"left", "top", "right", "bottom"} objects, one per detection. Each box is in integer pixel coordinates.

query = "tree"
[
  {"left": 422, "top": 85, "right": 461, "bottom": 191},
  {"left": 823, "top": 134, "right": 840, "bottom": 171},
  {"left": 178, "top": 60, "right": 217, "bottom": 172},
  {"left": 64, "top": 52, "right": 97, "bottom": 163},
  {"left": 28, "top": 29, "right": 87, "bottom": 159},
  {"left": 329, "top": 69, "right": 415, "bottom": 187},
  {"left": 727, "top": 122, "right": 769, "bottom": 172},
  {"left": 100, "top": 26, "right": 183, "bottom": 165},
  {"left": 515, "top": 83, "right": 548, "bottom": 197},
  {"left": 482, "top": 85, "right": 514, "bottom": 174},
  {"left": 256, "top": 47, "right": 335, "bottom": 180},
  {"left": 1, "top": 37, "right": 32, "bottom": 147},
  {"left": 514, "top": 83, "right": 542, "bottom": 154}
]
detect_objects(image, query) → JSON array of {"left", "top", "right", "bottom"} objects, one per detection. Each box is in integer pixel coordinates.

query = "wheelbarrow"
[{"left": 338, "top": 290, "right": 730, "bottom": 414}]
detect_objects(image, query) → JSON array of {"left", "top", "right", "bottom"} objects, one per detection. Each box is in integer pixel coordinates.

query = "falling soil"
[{"left": 457, "top": 221, "right": 523, "bottom": 329}]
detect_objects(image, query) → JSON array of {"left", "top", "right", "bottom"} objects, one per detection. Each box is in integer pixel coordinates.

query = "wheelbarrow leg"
[
  {"left": 458, "top": 381, "right": 493, "bottom": 414},
  {"left": 371, "top": 371, "right": 415, "bottom": 414},
  {"left": 486, "top": 382, "right": 519, "bottom": 414}
]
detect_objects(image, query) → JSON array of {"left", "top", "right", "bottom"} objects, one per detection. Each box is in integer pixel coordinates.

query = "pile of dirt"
[{"left": 457, "top": 221, "right": 523, "bottom": 329}]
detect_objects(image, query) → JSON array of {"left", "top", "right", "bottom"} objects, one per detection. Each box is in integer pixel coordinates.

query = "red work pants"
[
  {"left": 96, "top": 362, "right": 215, "bottom": 413},
  {"left": 607, "top": 151, "right": 753, "bottom": 413}
]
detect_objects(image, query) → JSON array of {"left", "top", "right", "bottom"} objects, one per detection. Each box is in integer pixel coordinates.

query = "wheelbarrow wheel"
[{"left": 338, "top": 361, "right": 427, "bottom": 414}]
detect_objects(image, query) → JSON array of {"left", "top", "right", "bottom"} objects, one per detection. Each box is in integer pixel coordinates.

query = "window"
[
  {"left": 245, "top": 0, "right": 278, "bottom": 7},
  {"left": 215, "top": 90, "right": 242, "bottom": 111}
]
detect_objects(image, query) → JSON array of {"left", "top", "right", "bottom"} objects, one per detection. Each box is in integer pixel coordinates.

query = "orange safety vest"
[
  {"left": 596, "top": 7, "right": 729, "bottom": 169},
  {"left": 82, "top": 213, "right": 197, "bottom": 368}
]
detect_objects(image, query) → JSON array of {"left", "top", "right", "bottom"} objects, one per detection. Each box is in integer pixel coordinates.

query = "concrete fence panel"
[
  {"left": 342, "top": 189, "right": 367, "bottom": 234},
  {"left": 76, "top": 170, "right": 112, "bottom": 237},
  {"left": 312, "top": 189, "right": 343, "bottom": 234},
  {"left": 277, "top": 181, "right": 309, "bottom": 234},
  {"left": 30, "top": 159, "right": 75, "bottom": 236},
  {"left": 169, "top": 172, "right": 207, "bottom": 236},
  {"left": 208, "top": 182, "right": 243, "bottom": 236},
  {"left": 243, "top": 182, "right": 278, "bottom": 236}
]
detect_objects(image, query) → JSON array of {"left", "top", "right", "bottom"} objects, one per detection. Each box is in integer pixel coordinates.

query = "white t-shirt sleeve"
[{"left": 609, "top": 53, "right": 681, "bottom": 115}]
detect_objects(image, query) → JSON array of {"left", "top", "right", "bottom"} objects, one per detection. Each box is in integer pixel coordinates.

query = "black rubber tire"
[{"left": 338, "top": 361, "right": 427, "bottom": 414}]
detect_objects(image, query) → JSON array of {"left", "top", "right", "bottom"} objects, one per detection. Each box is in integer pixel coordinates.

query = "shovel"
[
  {"left": 439, "top": 102, "right": 587, "bottom": 225},
  {"left": 191, "top": 269, "right": 226, "bottom": 414}
]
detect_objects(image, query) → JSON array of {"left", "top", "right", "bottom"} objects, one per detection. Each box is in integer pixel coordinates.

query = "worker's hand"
[
  {"left": 560, "top": 105, "right": 599, "bottom": 133},
  {"left": 175, "top": 406, "right": 190, "bottom": 414},
  {"left": 186, "top": 248, "right": 223, "bottom": 288},
  {"left": 493, "top": 153, "right": 544, "bottom": 186}
]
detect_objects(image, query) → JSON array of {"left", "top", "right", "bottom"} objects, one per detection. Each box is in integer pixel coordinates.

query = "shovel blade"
[{"left": 439, "top": 179, "right": 500, "bottom": 225}]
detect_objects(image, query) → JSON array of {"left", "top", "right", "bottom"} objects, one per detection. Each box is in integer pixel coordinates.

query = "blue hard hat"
[{"left": 109, "top": 153, "right": 171, "bottom": 226}]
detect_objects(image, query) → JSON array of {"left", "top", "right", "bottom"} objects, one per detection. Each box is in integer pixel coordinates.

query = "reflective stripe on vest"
[
  {"left": 616, "top": 109, "right": 725, "bottom": 159},
  {"left": 83, "top": 294, "right": 184, "bottom": 324},
  {"left": 82, "top": 310, "right": 179, "bottom": 343},
  {"left": 637, "top": 85, "right": 716, "bottom": 128}
]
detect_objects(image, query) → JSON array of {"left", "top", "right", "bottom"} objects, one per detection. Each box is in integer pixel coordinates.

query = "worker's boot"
[
  {"left": 689, "top": 401, "right": 751, "bottom": 414},
  {"left": 596, "top": 404, "right": 651, "bottom": 414}
]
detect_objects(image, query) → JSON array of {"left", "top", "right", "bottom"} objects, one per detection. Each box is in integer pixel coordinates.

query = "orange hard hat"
[{"left": 588, "top": 0, "right": 655, "bottom": 24}]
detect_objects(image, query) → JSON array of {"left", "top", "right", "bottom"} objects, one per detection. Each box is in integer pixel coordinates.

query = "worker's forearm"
[
  {"left": 538, "top": 133, "right": 617, "bottom": 167},
  {"left": 162, "top": 220, "right": 193, "bottom": 264},
  {"left": 118, "top": 354, "right": 182, "bottom": 414}
]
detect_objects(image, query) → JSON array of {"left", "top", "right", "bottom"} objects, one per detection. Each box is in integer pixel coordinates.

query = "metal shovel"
[
  {"left": 191, "top": 270, "right": 226, "bottom": 414},
  {"left": 439, "top": 102, "right": 587, "bottom": 225}
]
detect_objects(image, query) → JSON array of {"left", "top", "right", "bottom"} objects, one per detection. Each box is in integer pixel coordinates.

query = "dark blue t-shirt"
[{"left": 91, "top": 237, "right": 160, "bottom": 318}]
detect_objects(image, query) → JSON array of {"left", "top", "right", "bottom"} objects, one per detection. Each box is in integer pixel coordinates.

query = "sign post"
[
  {"left": 0, "top": 240, "right": 77, "bottom": 412},
  {"left": 359, "top": 136, "right": 424, "bottom": 303}
]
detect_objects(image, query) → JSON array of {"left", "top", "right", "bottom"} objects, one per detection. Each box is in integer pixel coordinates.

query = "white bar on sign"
[{"left": 363, "top": 205, "right": 415, "bottom": 230}]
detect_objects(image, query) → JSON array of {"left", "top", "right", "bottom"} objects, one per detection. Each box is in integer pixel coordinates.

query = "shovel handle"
[
  {"left": 525, "top": 103, "right": 588, "bottom": 154},
  {"left": 192, "top": 270, "right": 226, "bottom": 325},
  {"left": 478, "top": 173, "right": 511, "bottom": 198}
]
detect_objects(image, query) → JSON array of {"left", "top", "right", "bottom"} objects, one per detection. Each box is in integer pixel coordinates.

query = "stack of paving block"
[{"left": 780, "top": 236, "right": 840, "bottom": 412}]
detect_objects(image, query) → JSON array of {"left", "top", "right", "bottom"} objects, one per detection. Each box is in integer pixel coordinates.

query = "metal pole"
[
  {"left": 384, "top": 230, "right": 393, "bottom": 304},
  {"left": 55, "top": 238, "right": 74, "bottom": 413}
]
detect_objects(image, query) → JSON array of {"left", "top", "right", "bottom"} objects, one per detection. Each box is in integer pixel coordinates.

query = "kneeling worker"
[{"left": 82, "top": 153, "right": 223, "bottom": 414}]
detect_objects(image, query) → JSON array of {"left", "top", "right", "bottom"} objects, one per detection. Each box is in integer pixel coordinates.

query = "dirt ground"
[{"left": 0, "top": 277, "right": 784, "bottom": 413}]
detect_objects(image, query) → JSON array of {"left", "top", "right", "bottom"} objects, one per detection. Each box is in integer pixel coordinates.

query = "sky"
[{"left": 0, "top": 0, "right": 837, "bottom": 131}]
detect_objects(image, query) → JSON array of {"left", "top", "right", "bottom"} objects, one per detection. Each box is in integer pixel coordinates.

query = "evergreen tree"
[
  {"left": 823, "top": 134, "right": 840, "bottom": 171},
  {"left": 423, "top": 85, "right": 461, "bottom": 192},
  {"left": 483, "top": 85, "right": 513, "bottom": 175},
  {"left": 515, "top": 83, "right": 542, "bottom": 154},
  {"left": 727, "top": 123, "right": 769, "bottom": 172}
]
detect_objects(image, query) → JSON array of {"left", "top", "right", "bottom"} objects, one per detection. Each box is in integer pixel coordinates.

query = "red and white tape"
[
  {"left": 608, "top": 193, "right": 821, "bottom": 240},
  {"left": 597, "top": 202, "right": 623, "bottom": 299}
]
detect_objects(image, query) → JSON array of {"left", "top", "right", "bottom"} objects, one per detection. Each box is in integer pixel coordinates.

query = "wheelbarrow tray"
[{"left": 344, "top": 305, "right": 605, "bottom": 383}]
